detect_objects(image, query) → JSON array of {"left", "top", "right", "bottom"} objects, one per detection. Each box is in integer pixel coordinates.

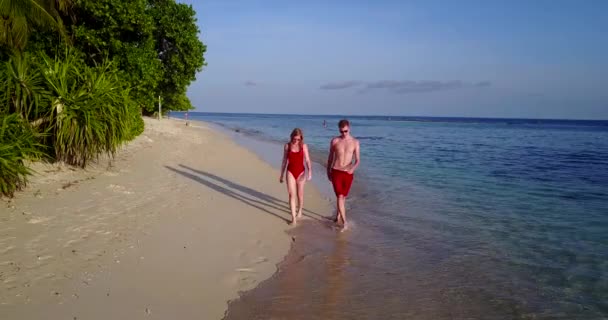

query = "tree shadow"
[{"left": 178, "top": 164, "right": 329, "bottom": 221}]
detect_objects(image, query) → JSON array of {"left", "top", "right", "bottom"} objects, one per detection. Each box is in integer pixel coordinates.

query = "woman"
[{"left": 280, "top": 128, "right": 312, "bottom": 225}]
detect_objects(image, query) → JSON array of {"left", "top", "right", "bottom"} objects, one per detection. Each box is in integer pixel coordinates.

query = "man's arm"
[
  {"left": 348, "top": 140, "right": 361, "bottom": 174},
  {"left": 326, "top": 138, "right": 335, "bottom": 180}
]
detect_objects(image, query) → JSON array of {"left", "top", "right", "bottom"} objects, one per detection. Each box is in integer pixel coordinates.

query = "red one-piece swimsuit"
[{"left": 287, "top": 146, "right": 305, "bottom": 179}]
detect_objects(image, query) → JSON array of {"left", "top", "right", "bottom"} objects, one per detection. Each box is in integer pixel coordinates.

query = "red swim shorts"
[{"left": 331, "top": 169, "right": 354, "bottom": 197}]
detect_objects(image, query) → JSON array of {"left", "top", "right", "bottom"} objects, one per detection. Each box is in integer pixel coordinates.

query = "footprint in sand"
[
  {"left": 63, "top": 239, "right": 82, "bottom": 248},
  {"left": 26, "top": 216, "right": 53, "bottom": 224},
  {"left": 37, "top": 255, "right": 54, "bottom": 262},
  {"left": 0, "top": 246, "right": 15, "bottom": 255},
  {"left": 107, "top": 184, "right": 133, "bottom": 195},
  {"left": 223, "top": 271, "right": 257, "bottom": 289},
  {"left": 251, "top": 256, "right": 269, "bottom": 265},
  {"left": 233, "top": 256, "right": 268, "bottom": 275},
  {"left": 238, "top": 275, "right": 256, "bottom": 288}
]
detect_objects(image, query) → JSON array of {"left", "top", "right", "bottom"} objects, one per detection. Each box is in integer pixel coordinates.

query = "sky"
[{"left": 179, "top": 0, "right": 608, "bottom": 119}]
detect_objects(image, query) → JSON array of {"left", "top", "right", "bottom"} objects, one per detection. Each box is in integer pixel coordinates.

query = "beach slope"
[{"left": 0, "top": 118, "right": 331, "bottom": 319}]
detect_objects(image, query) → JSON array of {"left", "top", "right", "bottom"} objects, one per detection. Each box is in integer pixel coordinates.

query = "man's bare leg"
[
  {"left": 333, "top": 200, "right": 341, "bottom": 224},
  {"left": 296, "top": 177, "right": 305, "bottom": 218},
  {"left": 337, "top": 195, "right": 347, "bottom": 229},
  {"left": 334, "top": 203, "right": 341, "bottom": 224},
  {"left": 286, "top": 173, "right": 298, "bottom": 225}
]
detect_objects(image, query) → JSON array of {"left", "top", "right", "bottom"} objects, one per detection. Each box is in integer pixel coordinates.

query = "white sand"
[{"left": 0, "top": 118, "right": 332, "bottom": 319}]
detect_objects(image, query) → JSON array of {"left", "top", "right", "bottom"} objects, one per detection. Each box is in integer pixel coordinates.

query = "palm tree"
[{"left": 0, "top": 0, "right": 72, "bottom": 51}]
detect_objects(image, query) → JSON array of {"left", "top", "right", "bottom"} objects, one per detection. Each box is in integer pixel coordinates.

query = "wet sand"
[{"left": 0, "top": 118, "right": 332, "bottom": 319}]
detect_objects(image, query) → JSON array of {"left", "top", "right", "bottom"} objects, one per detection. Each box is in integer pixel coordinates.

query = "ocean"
[{"left": 173, "top": 112, "right": 608, "bottom": 319}]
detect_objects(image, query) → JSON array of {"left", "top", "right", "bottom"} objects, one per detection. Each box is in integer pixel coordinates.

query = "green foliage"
[
  {"left": 0, "top": 53, "right": 49, "bottom": 121},
  {"left": 1, "top": 49, "right": 144, "bottom": 170},
  {"left": 5, "top": 0, "right": 206, "bottom": 112},
  {"left": 123, "top": 91, "right": 145, "bottom": 141},
  {"left": 68, "top": 0, "right": 205, "bottom": 113},
  {"left": 71, "top": 0, "right": 162, "bottom": 110},
  {"left": 163, "top": 92, "right": 194, "bottom": 112},
  {"left": 127, "top": 110, "right": 145, "bottom": 140},
  {"left": 0, "top": 113, "right": 44, "bottom": 197},
  {"left": 40, "top": 51, "right": 132, "bottom": 167},
  {"left": 150, "top": 0, "right": 206, "bottom": 111},
  {"left": 0, "top": 0, "right": 72, "bottom": 51},
  {"left": 0, "top": 0, "right": 206, "bottom": 195}
]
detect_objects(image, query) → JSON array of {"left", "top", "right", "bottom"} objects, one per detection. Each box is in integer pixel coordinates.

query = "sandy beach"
[{"left": 0, "top": 118, "right": 332, "bottom": 319}]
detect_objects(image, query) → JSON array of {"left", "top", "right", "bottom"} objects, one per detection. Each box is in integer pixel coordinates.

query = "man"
[{"left": 327, "top": 119, "right": 360, "bottom": 230}]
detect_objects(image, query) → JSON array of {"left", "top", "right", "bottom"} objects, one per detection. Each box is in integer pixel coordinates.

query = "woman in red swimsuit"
[{"left": 279, "top": 128, "right": 312, "bottom": 225}]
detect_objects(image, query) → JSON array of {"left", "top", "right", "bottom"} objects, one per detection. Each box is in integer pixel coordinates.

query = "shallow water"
[{"left": 175, "top": 112, "right": 608, "bottom": 319}]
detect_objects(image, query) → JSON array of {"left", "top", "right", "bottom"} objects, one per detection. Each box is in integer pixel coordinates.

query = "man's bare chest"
[{"left": 334, "top": 142, "right": 355, "bottom": 155}]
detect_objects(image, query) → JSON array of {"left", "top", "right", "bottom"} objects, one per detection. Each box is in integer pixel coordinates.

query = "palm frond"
[
  {"left": 0, "top": 0, "right": 66, "bottom": 50},
  {"left": 0, "top": 53, "right": 50, "bottom": 121}
]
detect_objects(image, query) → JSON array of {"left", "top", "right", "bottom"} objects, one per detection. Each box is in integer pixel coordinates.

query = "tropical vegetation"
[{"left": 0, "top": 0, "right": 206, "bottom": 196}]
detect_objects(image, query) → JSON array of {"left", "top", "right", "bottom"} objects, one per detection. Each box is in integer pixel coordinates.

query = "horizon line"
[{"left": 171, "top": 110, "right": 608, "bottom": 122}]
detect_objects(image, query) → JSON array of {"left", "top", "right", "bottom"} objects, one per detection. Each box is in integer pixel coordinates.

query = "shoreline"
[{"left": 0, "top": 118, "right": 332, "bottom": 319}]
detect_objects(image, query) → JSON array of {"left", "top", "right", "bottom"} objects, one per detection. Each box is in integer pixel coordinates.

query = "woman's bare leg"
[
  {"left": 296, "top": 175, "right": 305, "bottom": 218},
  {"left": 286, "top": 172, "right": 298, "bottom": 224}
]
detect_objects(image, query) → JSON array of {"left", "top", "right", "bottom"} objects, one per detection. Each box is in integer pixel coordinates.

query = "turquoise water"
[{"left": 175, "top": 112, "right": 608, "bottom": 319}]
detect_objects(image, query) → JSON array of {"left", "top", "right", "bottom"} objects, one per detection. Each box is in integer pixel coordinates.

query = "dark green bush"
[
  {"left": 0, "top": 114, "right": 44, "bottom": 197},
  {"left": 126, "top": 102, "right": 145, "bottom": 141},
  {"left": 0, "top": 53, "right": 49, "bottom": 121},
  {"left": 40, "top": 51, "right": 133, "bottom": 167}
]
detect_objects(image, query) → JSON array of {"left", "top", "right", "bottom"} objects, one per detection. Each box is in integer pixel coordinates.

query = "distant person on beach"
[
  {"left": 280, "top": 128, "right": 312, "bottom": 225},
  {"left": 327, "top": 119, "right": 360, "bottom": 230},
  {"left": 323, "top": 120, "right": 327, "bottom": 128}
]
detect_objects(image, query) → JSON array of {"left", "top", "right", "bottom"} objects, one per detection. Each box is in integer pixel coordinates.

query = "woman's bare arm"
[
  {"left": 280, "top": 144, "right": 289, "bottom": 183},
  {"left": 304, "top": 144, "right": 312, "bottom": 180}
]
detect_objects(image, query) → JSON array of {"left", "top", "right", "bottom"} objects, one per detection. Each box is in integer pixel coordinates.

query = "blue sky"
[{"left": 179, "top": 0, "right": 607, "bottom": 119}]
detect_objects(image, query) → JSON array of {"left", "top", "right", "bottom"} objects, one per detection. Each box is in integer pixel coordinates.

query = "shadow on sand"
[{"left": 164, "top": 164, "right": 329, "bottom": 224}]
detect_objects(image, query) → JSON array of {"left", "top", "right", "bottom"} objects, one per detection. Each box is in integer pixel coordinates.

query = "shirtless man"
[{"left": 326, "top": 119, "right": 360, "bottom": 230}]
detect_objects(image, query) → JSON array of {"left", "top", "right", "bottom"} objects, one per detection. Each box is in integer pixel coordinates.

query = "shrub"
[
  {"left": 0, "top": 114, "right": 44, "bottom": 197},
  {"left": 40, "top": 51, "right": 132, "bottom": 167},
  {"left": 0, "top": 53, "right": 49, "bottom": 121},
  {"left": 126, "top": 101, "right": 144, "bottom": 141},
  {"left": 0, "top": 48, "right": 147, "bottom": 196}
]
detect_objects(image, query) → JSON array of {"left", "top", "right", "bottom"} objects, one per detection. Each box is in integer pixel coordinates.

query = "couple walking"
[{"left": 279, "top": 119, "right": 360, "bottom": 230}]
